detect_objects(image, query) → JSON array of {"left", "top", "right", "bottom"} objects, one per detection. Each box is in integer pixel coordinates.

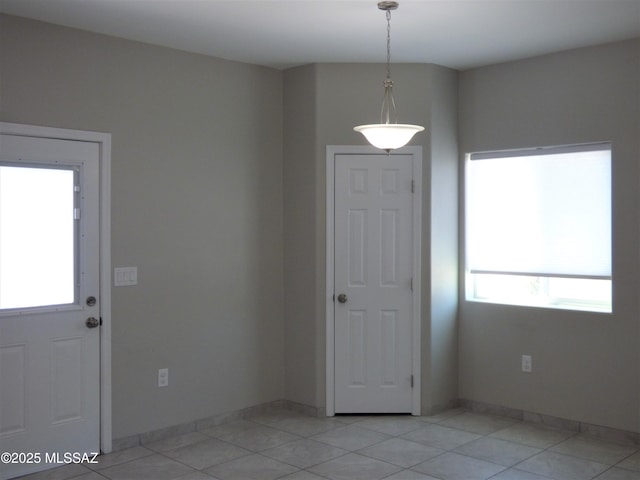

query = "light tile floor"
[{"left": 15, "top": 409, "right": 640, "bottom": 480}]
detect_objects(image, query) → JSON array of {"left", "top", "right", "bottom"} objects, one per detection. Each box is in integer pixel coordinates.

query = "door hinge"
[
  {"left": 411, "top": 278, "right": 413, "bottom": 291},
  {"left": 74, "top": 207, "right": 81, "bottom": 220},
  {"left": 410, "top": 375, "right": 414, "bottom": 388},
  {"left": 332, "top": 294, "right": 335, "bottom": 303},
  {"left": 411, "top": 179, "right": 415, "bottom": 193}
]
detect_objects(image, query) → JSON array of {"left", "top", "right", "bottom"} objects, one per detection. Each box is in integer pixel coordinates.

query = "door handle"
[
  {"left": 86, "top": 317, "right": 100, "bottom": 328},
  {"left": 337, "top": 293, "right": 348, "bottom": 304}
]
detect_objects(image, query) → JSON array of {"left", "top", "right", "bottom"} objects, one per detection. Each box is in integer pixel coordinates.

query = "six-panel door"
[{"left": 334, "top": 154, "right": 414, "bottom": 413}]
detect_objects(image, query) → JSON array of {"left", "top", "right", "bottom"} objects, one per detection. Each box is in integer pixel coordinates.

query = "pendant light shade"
[
  {"left": 354, "top": 1, "right": 424, "bottom": 152},
  {"left": 354, "top": 124, "right": 424, "bottom": 151}
]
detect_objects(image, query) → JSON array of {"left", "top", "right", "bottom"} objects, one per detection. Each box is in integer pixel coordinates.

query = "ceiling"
[{"left": 1, "top": 0, "right": 639, "bottom": 71}]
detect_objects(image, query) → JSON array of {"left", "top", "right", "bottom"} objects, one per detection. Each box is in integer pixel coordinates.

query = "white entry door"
[
  {"left": 0, "top": 134, "right": 101, "bottom": 479},
  {"left": 333, "top": 152, "right": 418, "bottom": 413}
]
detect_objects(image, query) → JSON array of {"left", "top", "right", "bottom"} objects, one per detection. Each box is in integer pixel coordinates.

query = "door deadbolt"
[
  {"left": 86, "top": 296, "right": 97, "bottom": 307},
  {"left": 337, "top": 293, "right": 348, "bottom": 303}
]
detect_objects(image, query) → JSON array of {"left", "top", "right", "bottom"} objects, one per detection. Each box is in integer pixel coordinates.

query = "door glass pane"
[{"left": 0, "top": 165, "right": 77, "bottom": 310}]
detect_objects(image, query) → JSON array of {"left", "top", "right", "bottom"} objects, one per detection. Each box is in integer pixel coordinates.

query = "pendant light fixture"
[{"left": 354, "top": 1, "right": 424, "bottom": 153}]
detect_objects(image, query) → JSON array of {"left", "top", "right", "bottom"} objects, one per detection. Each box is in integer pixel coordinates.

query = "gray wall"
[
  {"left": 0, "top": 14, "right": 285, "bottom": 439},
  {"left": 458, "top": 39, "right": 640, "bottom": 432},
  {"left": 283, "top": 64, "right": 318, "bottom": 408},
  {"left": 282, "top": 63, "right": 459, "bottom": 414},
  {"left": 426, "top": 66, "right": 459, "bottom": 412}
]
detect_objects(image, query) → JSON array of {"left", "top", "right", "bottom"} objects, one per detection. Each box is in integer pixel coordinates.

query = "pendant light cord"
[
  {"left": 385, "top": 9, "right": 392, "bottom": 82},
  {"left": 381, "top": 7, "right": 397, "bottom": 124}
]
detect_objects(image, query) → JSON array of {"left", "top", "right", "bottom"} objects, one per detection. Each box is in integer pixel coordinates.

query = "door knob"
[
  {"left": 337, "top": 293, "right": 348, "bottom": 303},
  {"left": 86, "top": 317, "right": 100, "bottom": 328}
]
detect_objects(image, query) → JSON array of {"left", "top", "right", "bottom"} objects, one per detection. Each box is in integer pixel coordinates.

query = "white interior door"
[
  {"left": 0, "top": 134, "right": 101, "bottom": 479},
  {"left": 333, "top": 153, "right": 416, "bottom": 413}
]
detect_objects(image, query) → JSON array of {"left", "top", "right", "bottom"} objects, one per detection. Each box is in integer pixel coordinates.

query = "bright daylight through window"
[
  {"left": 465, "top": 143, "right": 612, "bottom": 312},
  {"left": 0, "top": 165, "right": 77, "bottom": 310}
]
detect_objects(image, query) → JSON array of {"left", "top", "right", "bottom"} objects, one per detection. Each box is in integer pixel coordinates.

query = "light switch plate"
[
  {"left": 158, "top": 368, "right": 168, "bottom": 387},
  {"left": 522, "top": 354, "right": 532, "bottom": 373},
  {"left": 114, "top": 267, "right": 138, "bottom": 286}
]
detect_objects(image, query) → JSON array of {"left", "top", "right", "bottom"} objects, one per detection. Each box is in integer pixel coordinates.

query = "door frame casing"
[
  {"left": 0, "top": 122, "right": 112, "bottom": 453},
  {"left": 326, "top": 145, "right": 422, "bottom": 416}
]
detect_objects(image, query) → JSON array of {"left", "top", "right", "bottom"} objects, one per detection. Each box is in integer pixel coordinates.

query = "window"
[
  {"left": 465, "top": 143, "right": 611, "bottom": 312},
  {"left": 0, "top": 164, "right": 78, "bottom": 310}
]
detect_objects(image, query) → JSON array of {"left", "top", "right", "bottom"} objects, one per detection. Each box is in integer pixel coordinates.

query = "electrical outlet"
[
  {"left": 158, "top": 368, "right": 168, "bottom": 387},
  {"left": 521, "top": 355, "right": 532, "bottom": 373}
]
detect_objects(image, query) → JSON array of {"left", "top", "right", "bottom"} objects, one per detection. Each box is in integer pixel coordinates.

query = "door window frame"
[
  {"left": 325, "top": 145, "right": 422, "bottom": 416},
  {"left": 0, "top": 122, "right": 112, "bottom": 453}
]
